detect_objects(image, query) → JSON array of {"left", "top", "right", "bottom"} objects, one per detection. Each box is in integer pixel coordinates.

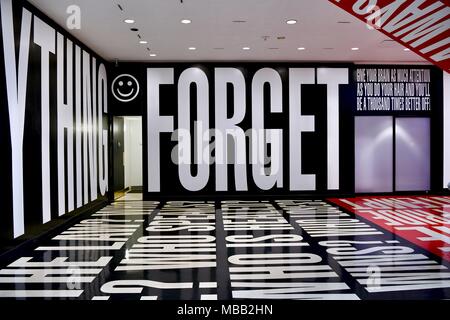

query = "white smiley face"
[{"left": 112, "top": 74, "right": 140, "bottom": 102}]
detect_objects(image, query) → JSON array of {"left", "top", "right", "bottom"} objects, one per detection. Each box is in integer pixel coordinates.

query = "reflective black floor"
[{"left": 0, "top": 197, "right": 450, "bottom": 300}]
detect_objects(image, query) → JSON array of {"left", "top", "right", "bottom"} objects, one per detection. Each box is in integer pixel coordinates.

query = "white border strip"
[{"left": 444, "top": 71, "right": 450, "bottom": 189}]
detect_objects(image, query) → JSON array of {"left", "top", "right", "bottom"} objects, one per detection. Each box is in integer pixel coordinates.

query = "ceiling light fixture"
[
  {"left": 286, "top": 19, "right": 297, "bottom": 25},
  {"left": 188, "top": 47, "right": 196, "bottom": 50},
  {"left": 351, "top": 47, "right": 359, "bottom": 51},
  {"left": 181, "top": 19, "right": 191, "bottom": 24},
  {"left": 404, "top": 48, "right": 411, "bottom": 51},
  {"left": 124, "top": 19, "right": 135, "bottom": 24},
  {"left": 297, "top": 47, "right": 305, "bottom": 50},
  {"left": 149, "top": 53, "right": 157, "bottom": 57},
  {"left": 139, "top": 40, "right": 148, "bottom": 44},
  {"left": 242, "top": 47, "right": 250, "bottom": 50}
]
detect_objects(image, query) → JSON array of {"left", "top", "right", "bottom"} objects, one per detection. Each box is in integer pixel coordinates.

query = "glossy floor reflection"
[{"left": 0, "top": 197, "right": 450, "bottom": 300}]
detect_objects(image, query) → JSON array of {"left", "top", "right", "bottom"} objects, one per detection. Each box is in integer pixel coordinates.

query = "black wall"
[
  {"left": 109, "top": 63, "right": 443, "bottom": 199},
  {"left": 0, "top": 0, "right": 110, "bottom": 244}
]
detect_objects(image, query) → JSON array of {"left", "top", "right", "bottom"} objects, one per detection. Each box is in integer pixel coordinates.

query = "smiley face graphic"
[{"left": 111, "top": 74, "right": 140, "bottom": 102}]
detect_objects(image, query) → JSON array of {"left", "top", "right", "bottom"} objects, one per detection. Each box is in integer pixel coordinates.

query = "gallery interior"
[{"left": 0, "top": 0, "right": 449, "bottom": 304}]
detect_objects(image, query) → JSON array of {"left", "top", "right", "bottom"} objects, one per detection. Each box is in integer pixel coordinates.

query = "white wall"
[
  {"left": 445, "top": 71, "right": 450, "bottom": 189},
  {"left": 124, "top": 117, "right": 143, "bottom": 188}
]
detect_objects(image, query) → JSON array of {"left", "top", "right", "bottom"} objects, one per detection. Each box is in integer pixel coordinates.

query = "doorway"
[
  {"left": 355, "top": 116, "right": 431, "bottom": 193},
  {"left": 112, "top": 116, "right": 143, "bottom": 200}
]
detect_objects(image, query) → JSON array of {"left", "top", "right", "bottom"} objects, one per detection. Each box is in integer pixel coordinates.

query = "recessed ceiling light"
[
  {"left": 124, "top": 19, "right": 135, "bottom": 24},
  {"left": 181, "top": 19, "right": 191, "bottom": 24},
  {"left": 351, "top": 47, "right": 359, "bottom": 51},
  {"left": 188, "top": 47, "right": 196, "bottom": 50},
  {"left": 286, "top": 19, "right": 297, "bottom": 25},
  {"left": 242, "top": 47, "right": 251, "bottom": 50},
  {"left": 232, "top": 20, "right": 247, "bottom": 23},
  {"left": 139, "top": 40, "right": 148, "bottom": 44},
  {"left": 149, "top": 53, "right": 157, "bottom": 57},
  {"left": 297, "top": 47, "right": 306, "bottom": 50},
  {"left": 404, "top": 48, "right": 411, "bottom": 51}
]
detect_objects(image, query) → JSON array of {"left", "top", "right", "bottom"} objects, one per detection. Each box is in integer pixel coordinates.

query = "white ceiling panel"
[{"left": 28, "top": 0, "right": 429, "bottom": 63}]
